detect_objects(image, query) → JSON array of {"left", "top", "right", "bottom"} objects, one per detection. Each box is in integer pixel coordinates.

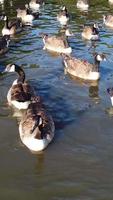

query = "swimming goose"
[
  {"left": 25, "top": 4, "right": 40, "bottom": 20},
  {"left": 42, "top": 33, "right": 72, "bottom": 54},
  {"left": 62, "top": 53, "right": 106, "bottom": 81},
  {"left": 19, "top": 98, "right": 55, "bottom": 152},
  {"left": 4, "top": 64, "right": 35, "bottom": 110},
  {"left": 2, "top": 15, "right": 22, "bottom": 36},
  {"left": 82, "top": 23, "right": 99, "bottom": 40},
  {"left": 0, "top": 35, "right": 10, "bottom": 54},
  {"left": 76, "top": 0, "right": 89, "bottom": 11},
  {"left": 103, "top": 15, "right": 113, "bottom": 28},
  {"left": 57, "top": 6, "right": 69, "bottom": 26},
  {"left": 29, "top": 0, "right": 44, "bottom": 11},
  {"left": 16, "top": 8, "right": 34, "bottom": 25}
]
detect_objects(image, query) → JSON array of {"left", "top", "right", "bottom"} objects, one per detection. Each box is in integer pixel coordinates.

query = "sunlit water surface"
[{"left": 0, "top": 0, "right": 113, "bottom": 199}]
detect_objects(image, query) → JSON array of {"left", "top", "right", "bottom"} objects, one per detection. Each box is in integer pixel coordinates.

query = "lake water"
[{"left": 0, "top": 0, "right": 113, "bottom": 199}]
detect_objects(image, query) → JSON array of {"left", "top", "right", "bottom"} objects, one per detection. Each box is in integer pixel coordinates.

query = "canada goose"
[
  {"left": 41, "top": 33, "right": 72, "bottom": 54},
  {"left": 82, "top": 23, "right": 99, "bottom": 40},
  {"left": 107, "top": 88, "right": 113, "bottom": 106},
  {"left": 16, "top": 8, "right": 34, "bottom": 25},
  {"left": 25, "top": 4, "right": 40, "bottom": 20},
  {"left": 62, "top": 53, "right": 106, "bottom": 81},
  {"left": 19, "top": 98, "right": 55, "bottom": 152},
  {"left": 57, "top": 6, "right": 69, "bottom": 26},
  {"left": 2, "top": 15, "right": 22, "bottom": 36},
  {"left": 103, "top": 15, "right": 113, "bottom": 28},
  {"left": 4, "top": 64, "right": 35, "bottom": 110},
  {"left": 29, "top": 0, "right": 44, "bottom": 11},
  {"left": 0, "top": 35, "right": 10, "bottom": 55},
  {"left": 76, "top": 0, "right": 89, "bottom": 11}
]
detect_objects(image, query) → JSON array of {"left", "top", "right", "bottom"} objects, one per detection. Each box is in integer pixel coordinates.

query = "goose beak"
[{"left": 1, "top": 68, "right": 7, "bottom": 74}]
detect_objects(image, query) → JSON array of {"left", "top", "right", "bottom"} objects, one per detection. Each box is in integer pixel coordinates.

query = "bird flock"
[{"left": 0, "top": 0, "right": 113, "bottom": 153}]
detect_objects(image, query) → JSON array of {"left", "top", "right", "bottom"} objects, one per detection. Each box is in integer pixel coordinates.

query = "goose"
[
  {"left": 25, "top": 4, "right": 40, "bottom": 20},
  {"left": 76, "top": 0, "right": 89, "bottom": 11},
  {"left": 103, "top": 15, "right": 113, "bottom": 28},
  {"left": 4, "top": 64, "right": 35, "bottom": 110},
  {"left": 107, "top": 88, "right": 113, "bottom": 106},
  {"left": 57, "top": 6, "right": 69, "bottom": 26},
  {"left": 19, "top": 97, "right": 55, "bottom": 152},
  {"left": 29, "top": 0, "right": 44, "bottom": 11},
  {"left": 62, "top": 53, "right": 106, "bottom": 81},
  {"left": 82, "top": 23, "right": 99, "bottom": 40},
  {"left": 2, "top": 15, "right": 22, "bottom": 36},
  {"left": 0, "top": 35, "right": 10, "bottom": 55},
  {"left": 41, "top": 33, "right": 72, "bottom": 54},
  {"left": 16, "top": 8, "right": 34, "bottom": 25}
]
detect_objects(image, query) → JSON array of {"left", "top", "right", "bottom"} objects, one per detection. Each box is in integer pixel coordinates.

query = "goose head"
[
  {"left": 94, "top": 53, "right": 106, "bottom": 62},
  {"left": 2, "top": 35, "right": 10, "bottom": 46},
  {"left": 61, "top": 6, "right": 67, "bottom": 11},
  {"left": 107, "top": 87, "right": 113, "bottom": 106},
  {"left": 4, "top": 63, "right": 16, "bottom": 72},
  {"left": 4, "top": 63, "right": 25, "bottom": 83}
]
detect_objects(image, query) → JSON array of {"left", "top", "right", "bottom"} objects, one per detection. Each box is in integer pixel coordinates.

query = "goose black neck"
[
  {"left": 15, "top": 65, "right": 25, "bottom": 83},
  {"left": 92, "top": 26, "right": 99, "bottom": 35},
  {"left": 4, "top": 17, "right": 9, "bottom": 29},
  {"left": 94, "top": 56, "right": 100, "bottom": 72}
]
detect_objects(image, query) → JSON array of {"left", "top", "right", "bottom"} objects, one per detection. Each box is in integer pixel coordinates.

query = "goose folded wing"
[{"left": 66, "top": 58, "right": 93, "bottom": 73}]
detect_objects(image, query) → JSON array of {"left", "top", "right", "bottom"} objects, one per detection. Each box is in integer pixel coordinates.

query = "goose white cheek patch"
[
  {"left": 9, "top": 65, "right": 15, "bottom": 72},
  {"left": 110, "top": 97, "right": 113, "bottom": 106},
  {"left": 96, "top": 55, "right": 103, "bottom": 61}
]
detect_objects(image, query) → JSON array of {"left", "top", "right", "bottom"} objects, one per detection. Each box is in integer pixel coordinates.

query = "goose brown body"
[
  {"left": 103, "top": 15, "right": 113, "bottom": 28},
  {"left": 42, "top": 34, "right": 72, "bottom": 54},
  {"left": 4, "top": 64, "right": 36, "bottom": 110},
  {"left": 62, "top": 54, "right": 106, "bottom": 81},
  {"left": 19, "top": 98, "right": 55, "bottom": 152}
]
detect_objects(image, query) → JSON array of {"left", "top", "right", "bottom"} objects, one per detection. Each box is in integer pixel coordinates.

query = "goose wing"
[
  {"left": 11, "top": 83, "right": 32, "bottom": 102},
  {"left": 65, "top": 56, "right": 94, "bottom": 74},
  {"left": 46, "top": 36, "right": 68, "bottom": 48},
  {"left": 106, "top": 15, "right": 113, "bottom": 23},
  {"left": 83, "top": 26, "right": 92, "bottom": 34},
  {"left": 21, "top": 104, "right": 54, "bottom": 140}
]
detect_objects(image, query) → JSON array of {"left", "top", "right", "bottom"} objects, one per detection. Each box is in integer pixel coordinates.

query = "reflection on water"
[
  {"left": 0, "top": 0, "right": 113, "bottom": 199},
  {"left": 89, "top": 83, "right": 100, "bottom": 103}
]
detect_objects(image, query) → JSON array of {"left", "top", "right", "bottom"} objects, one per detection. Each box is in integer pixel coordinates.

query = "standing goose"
[
  {"left": 19, "top": 98, "right": 55, "bottom": 152},
  {"left": 76, "top": 0, "right": 89, "bottom": 11},
  {"left": 57, "top": 6, "right": 69, "bottom": 26},
  {"left": 0, "top": 35, "right": 10, "bottom": 55},
  {"left": 41, "top": 33, "right": 72, "bottom": 54},
  {"left": 4, "top": 64, "right": 35, "bottom": 110},
  {"left": 103, "top": 15, "right": 113, "bottom": 28},
  {"left": 62, "top": 53, "right": 106, "bottom": 81},
  {"left": 16, "top": 8, "right": 34, "bottom": 25},
  {"left": 82, "top": 23, "right": 99, "bottom": 40},
  {"left": 2, "top": 16, "right": 22, "bottom": 36}
]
